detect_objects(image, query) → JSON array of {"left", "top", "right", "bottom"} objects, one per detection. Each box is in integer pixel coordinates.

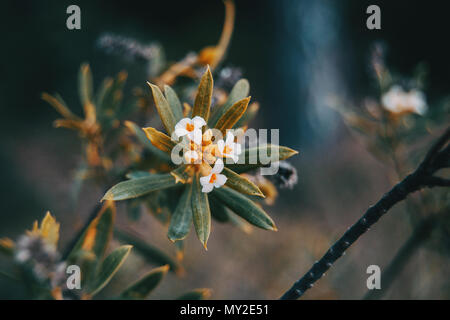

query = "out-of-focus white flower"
[
  {"left": 200, "top": 159, "right": 227, "bottom": 193},
  {"left": 381, "top": 85, "right": 427, "bottom": 115},
  {"left": 174, "top": 116, "right": 206, "bottom": 145},
  {"left": 217, "top": 132, "right": 242, "bottom": 163}
]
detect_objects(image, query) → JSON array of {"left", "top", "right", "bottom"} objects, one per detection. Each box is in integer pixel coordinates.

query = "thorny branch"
[
  {"left": 363, "top": 212, "right": 444, "bottom": 300},
  {"left": 280, "top": 127, "right": 450, "bottom": 300}
]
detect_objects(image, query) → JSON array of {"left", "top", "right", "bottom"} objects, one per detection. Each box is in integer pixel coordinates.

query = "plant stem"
[
  {"left": 363, "top": 215, "right": 437, "bottom": 300},
  {"left": 280, "top": 127, "right": 449, "bottom": 300}
]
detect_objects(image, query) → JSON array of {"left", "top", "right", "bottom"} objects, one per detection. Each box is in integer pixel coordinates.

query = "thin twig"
[
  {"left": 280, "top": 127, "right": 450, "bottom": 300},
  {"left": 363, "top": 214, "right": 439, "bottom": 300}
]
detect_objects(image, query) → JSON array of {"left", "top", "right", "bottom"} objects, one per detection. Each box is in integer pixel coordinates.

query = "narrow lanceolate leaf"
[
  {"left": 227, "top": 145, "right": 299, "bottom": 173},
  {"left": 147, "top": 82, "right": 177, "bottom": 135},
  {"left": 177, "top": 288, "right": 212, "bottom": 300},
  {"left": 164, "top": 85, "right": 183, "bottom": 122},
  {"left": 68, "top": 201, "right": 115, "bottom": 262},
  {"left": 79, "top": 63, "right": 93, "bottom": 106},
  {"left": 0, "top": 238, "right": 14, "bottom": 256},
  {"left": 234, "top": 101, "right": 259, "bottom": 128},
  {"left": 193, "top": 66, "right": 213, "bottom": 121},
  {"left": 227, "top": 211, "right": 253, "bottom": 234},
  {"left": 88, "top": 245, "right": 132, "bottom": 296},
  {"left": 124, "top": 121, "right": 170, "bottom": 162},
  {"left": 209, "top": 196, "right": 253, "bottom": 233},
  {"left": 222, "top": 167, "right": 264, "bottom": 197},
  {"left": 209, "top": 78, "right": 250, "bottom": 127},
  {"left": 115, "top": 230, "right": 182, "bottom": 274},
  {"left": 215, "top": 97, "right": 250, "bottom": 134},
  {"left": 209, "top": 196, "right": 230, "bottom": 223},
  {"left": 168, "top": 185, "right": 193, "bottom": 242},
  {"left": 170, "top": 165, "right": 191, "bottom": 184},
  {"left": 102, "top": 173, "right": 177, "bottom": 201},
  {"left": 212, "top": 187, "right": 276, "bottom": 231},
  {"left": 120, "top": 265, "right": 169, "bottom": 299},
  {"left": 126, "top": 171, "right": 152, "bottom": 179},
  {"left": 191, "top": 174, "right": 211, "bottom": 249},
  {"left": 42, "top": 93, "right": 80, "bottom": 120},
  {"left": 95, "top": 77, "right": 114, "bottom": 111},
  {"left": 143, "top": 127, "right": 177, "bottom": 154}
]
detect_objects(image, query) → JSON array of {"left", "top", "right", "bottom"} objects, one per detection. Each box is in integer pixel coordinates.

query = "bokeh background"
[{"left": 0, "top": 0, "right": 449, "bottom": 299}]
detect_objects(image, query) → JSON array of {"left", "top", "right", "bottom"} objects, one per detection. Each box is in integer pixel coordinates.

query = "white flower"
[
  {"left": 200, "top": 159, "right": 227, "bottom": 193},
  {"left": 174, "top": 116, "right": 206, "bottom": 145},
  {"left": 184, "top": 149, "right": 201, "bottom": 164},
  {"left": 217, "top": 131, "right": 242, "bottom": 163},
  {"left": 381, "top": 85, "right": 427, "bottom": 115}
]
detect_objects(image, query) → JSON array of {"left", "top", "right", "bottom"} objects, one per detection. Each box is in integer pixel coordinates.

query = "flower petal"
[
  {"left": 176, "top": 118, "right": 191, "bottom": 128},
  {"left": 230, "top": 154, "right": 239, "bottom": 163},
  {"left": 212, "top": 158, "right": 224, "bottom": 173},
  {"left": 188, "top": 129, "right": 203, "bottom": 145},
  {"left": 234, "top": 143, "right": 242, "bottom": 155},
  {"left": 192, "top": 116, "right": 206, "bottom": 128},
  {"left": 202, "top": 184, "right": 214, "bottom": 193},
  {"left": 175, "top": 128, "right": 188, "bottom": 138},
  {"left": 217, "top": 140, "right": 225, "bottom": 153},
  {"left": 213, "top": 174, "right": 227, "bottom": 187},
  {"left": 200, "top": 174, "right": 211, "bottom": 186},
  {"left": 225, "top": 131, "right": 234, "bottom": 144}
]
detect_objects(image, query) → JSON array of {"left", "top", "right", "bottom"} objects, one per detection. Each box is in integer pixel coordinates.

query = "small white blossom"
[
  {"left": 174, "top": 116, "right": 206, "bottom": 145},
  {"left": 381, "top": 85, "right": 427, "bottom": 115},
  {"left": 217, "top": 132, "right": 242, "bottom": 163},
  {"left": 184, "top": 149, "right": 201, "bottom": 164},
  {"left": 200, "top": 159, "right": 227, "bottom": 193}
]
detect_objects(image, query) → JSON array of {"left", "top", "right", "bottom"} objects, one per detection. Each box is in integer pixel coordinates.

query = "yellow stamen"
[
  {"left": 223, "top": 145, "right": 233, "bottom": 154},
  {"left": 186, "top": 123, "right": 195, "bottom": 132}
]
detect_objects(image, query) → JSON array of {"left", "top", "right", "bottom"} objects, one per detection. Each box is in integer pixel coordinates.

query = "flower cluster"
[
  {"left": 381, "top": 85, "right": 427, "bottom": 115},
  {"left": 102, "top": 66, "right": 298, "bottom": 248},
  {"left": 174, "top": 115, "right": 243, "bottom": 193}
]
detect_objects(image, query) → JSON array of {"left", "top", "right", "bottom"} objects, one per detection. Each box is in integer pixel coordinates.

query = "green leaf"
[
  {"left": 227, "top": 144, "right": 299, "bottom": 173},
  {"left": 96, "top": 72, "right": 128, "bottom": 125},
  {"left": 125, "top": 121, "right": 171, "bottom": 162},
  {"left": 67, "top": 202, "right": 115, "bottom": 262},
  {"left": 88, "top": 245, "right": 132, "bottom": 296},
  {"left": 222, "top": 167, "right": 264, "bottom": 197},
  {"left": 215, "top": 97, "right": 250, "bottom": 134},
  {"left": 164, "top": 85, "right": 183, "bottom": 122},
  {"left": 120, "top": 265, "right": 169, "bottom": 299},
  {"left": 209, "top": 196, "right": 230, "bottom": 223},
  {"left": 191, "top": 173, "right": 211, "bottom": 249},
  {"left": 234, "top": 101, "right": 259, "bottom": 128},
  {"left": 95, "top": 77, "right": 113, "bottom": 111},
  {"left": 115, "top": 230, "right": 182, "bottom": 274},
  {"left": 42, "top": 92, "right": 80, "bottom": 120},
  {"left": 170, "top": 165, "right": 191, "bottom": 184},
  {"left": 227, "top": 210, "right": 253, "bottom": 234},
  {"left": 168, "top": 185, "right": 193, "bottom": 242},
  {"left": 212, "top": 187, "right": 276, "bottom": 231},
  {"left": 102, "top": 173, "right": 177, "bottom": 201},
  {"left": 79, "top": 63, "right": 93, "bottom": 106},
  {"left": 209, "top": 78, "right": 250, "bottom": 127},
  {"left": 209, "top": 193, "right": 253, "bottom": 233},
  {"left": 148, "top": 82, "right": 177, "bottom": 135},
  {"left": 0, "top": 239, "right": 14, "bottom": 256},
  {"left": 144, "top": 189, "right": 174, "bottom": 225},
  {"left": 142, "top": 127, "right": 177, "bottom": 154},
  {"left": 126, "top": 199, "right": 142, "bottom": 221},
  {"left": 177, "top": 288, "right": 212, "bottom": 300},
  {"left": 193, "top": 66, "right": 213, "bottom": 121},
  {"left": 126, "top": 171, "right": 152, "bottom": 179}
]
